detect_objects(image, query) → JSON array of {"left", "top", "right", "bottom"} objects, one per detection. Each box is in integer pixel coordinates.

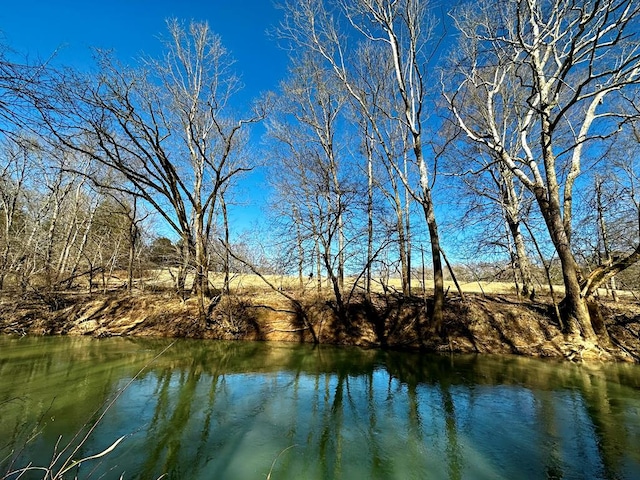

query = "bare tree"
[
  {"left": 90, "top": 192, "right": 149, "bottom": 292},
  {"left": 580, "top": 119, "right": 640, "bottom": 298},
  {"left": 0, "top": 44, "right": 47, "bottom": 134},
  {"left": 348, "top": 44, "right": 414, "bottom": 296},
  {"left": 445, "top": 0, "right": 640, "bottom": 342},
  {"left": 0, "top": 136, "right": 30, "bottom": 289},
  {"left": 266, "top": 55, "right": 353, "bottom": 316},
  {"left": 279, "top": 0, "right": 447, "bottom": 330},
  {"left": 35, "top": 20, "right": 264, "bottom": 325},
  {"left": 446, "top": 138, "right": 537, "bottom": 298}
]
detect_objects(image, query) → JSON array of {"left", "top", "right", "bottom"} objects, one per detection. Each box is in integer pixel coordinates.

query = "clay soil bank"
[{"left": 1, "top": 290, "right": 639, "bottom": 363}]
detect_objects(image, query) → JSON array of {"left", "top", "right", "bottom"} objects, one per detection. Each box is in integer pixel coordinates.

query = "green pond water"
[{"left": 0, "top": 336, "right": 639, "bottom": 480}]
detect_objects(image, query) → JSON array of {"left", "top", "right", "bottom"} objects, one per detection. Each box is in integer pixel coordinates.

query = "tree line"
[{"left": 1, "top": 0, "right": 639, "bottom": 346}]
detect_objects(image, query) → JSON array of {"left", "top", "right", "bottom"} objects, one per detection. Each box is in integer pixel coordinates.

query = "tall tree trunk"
[
  {"left": 505, "top": 220, "right": 521, "bottom": 297},
  {"left": 68, "top": 207, "right": 96, "bottom": 291},
  {"left": 127, "top": 199, "right": 139, "bottom": 293},
  {"left": 293, "top": 207, "right": 305, "bottom": 290},
  {"left": 366, "top": 144, "right": 374, "bottom": 297},
  {"left": 337, "top": 209, "right": 345, "bottom": 294},
  {"left": 557, "top": 246, "right": 597, "bottom": 341},
  {"left": 404, "top": 153, "right": 412, "bottom": 295},
  {"left": 127, "top": 230, "right": 136, "bottom": 293},
  {"left": 421, "top": 196, "right": 445, "bottom": 332},
  {"left": 194, "top": 210, "right": 209, "bottom": 326},
  {"left": 56, "top": 219, "right": 78, "bottom": 280},
  {"left": 507, "top": 217, "right": 534, "bottom": 297},
  {"left": 322, "top": 246, "right": 346, "bottom": 322},
  {"left": 44, "top": 198, "right": 61, "bottom": 285},
  {"left": 333, "top": 184, "right": 345, "bottom": 295},
  {"left": 0, "top": 210, "right": 11, "bottom": 291},
  {"left": 394, "top": 189, "right": 410, "bottom": 296},
  {"left": 536, "top": 191, "right": 598, "bottom": 341},
  {"left": 221, "top": 197, "right": 231, "bottom": 296},
  {"left": 415, "top": 141, "right": 444, "bottom": 332},
  {"left": 501, "top": 167, "right": 534, "bottom": 297},
  {"left": 176, "top": 238, "right": 190, "bottom": 296},
  {"left": 315, "top": 238, "right": 322, "bottom": 294},
  {"left": 539, "top": 111, "right": 603, "bottom": 342},
  {"left": 595, "top": 177, "right": 618, "bottom": 302}
]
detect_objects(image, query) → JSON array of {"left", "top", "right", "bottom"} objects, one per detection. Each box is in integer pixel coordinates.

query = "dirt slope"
[{"left": 1, "top": 290, "right": 638, "bottom": 362}]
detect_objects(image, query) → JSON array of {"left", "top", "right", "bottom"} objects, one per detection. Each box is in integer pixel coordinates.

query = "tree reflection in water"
[{"left": 1, "top": 337, "right": 639, "bottom": 479}]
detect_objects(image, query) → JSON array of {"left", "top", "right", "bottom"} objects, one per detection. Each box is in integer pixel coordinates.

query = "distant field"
[
  {"left": 76, "top": 267, "right": 635, "bottom": 300},
  {"left": 141, "top": 269, "right": 544, "bottom": 296},
  {"left": 131, "top": 269, "right": 638, "bottom": 301}
]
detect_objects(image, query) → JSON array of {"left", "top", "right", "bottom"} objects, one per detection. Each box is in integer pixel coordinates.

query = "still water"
[{"left": 0, "top": 336, "right": 639, "bottom": 480}]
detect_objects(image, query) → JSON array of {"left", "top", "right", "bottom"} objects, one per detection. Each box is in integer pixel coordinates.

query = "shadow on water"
[{"left": 1, "top": 336, "right": 639, "bottom": 479}]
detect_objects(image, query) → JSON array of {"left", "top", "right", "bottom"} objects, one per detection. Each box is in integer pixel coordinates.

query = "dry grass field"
[
  {"left": 141, "top": 268, "right": 627, "bottom": 299},
  {"left": 104, "top": 267, "right": 630, "bottom": 309},
  {"left": 141, "top": 268, "right": 526, "bottom": 296}
]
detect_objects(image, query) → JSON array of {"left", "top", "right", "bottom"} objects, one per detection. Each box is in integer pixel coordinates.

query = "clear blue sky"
[
  {"left": 1, "top": 0, "right": 288, "bottom": 107},
  {"left": 1, "top": 0, "right": 289, "bottom": 236}
]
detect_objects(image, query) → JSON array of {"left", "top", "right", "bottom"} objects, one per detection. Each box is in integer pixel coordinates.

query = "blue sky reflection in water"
[{"left": 1, "top": 337, "right": 639, "bottom": 479}]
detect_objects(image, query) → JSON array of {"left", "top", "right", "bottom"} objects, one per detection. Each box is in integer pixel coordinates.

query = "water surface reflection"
[{"left": 1, "top": 337, "right": 639, "bottom": 479}]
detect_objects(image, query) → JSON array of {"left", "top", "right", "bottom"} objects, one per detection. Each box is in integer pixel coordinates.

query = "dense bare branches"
[
  {"left": 279, "top": 0, "right": 447, "bottom": 329},
  {"left": 29, "top": 20, "right": 264, "bottom": 323},
  {"left": 445, "top": 0, "right": 640, "bottom": 340}
]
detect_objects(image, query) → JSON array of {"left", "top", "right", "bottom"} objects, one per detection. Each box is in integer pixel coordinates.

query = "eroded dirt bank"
[{"left": 1, "top": 291, "right": 638, "bottom": 362}]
